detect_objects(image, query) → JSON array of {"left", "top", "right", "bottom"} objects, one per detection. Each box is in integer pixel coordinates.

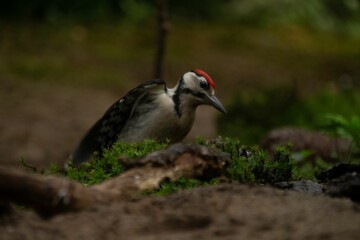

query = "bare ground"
[
  {"left": 2, "top": 184, "right": 360, "bottom": 240},
  {"left": 0, "top": 80, "right": 359, "bottom": 239}
]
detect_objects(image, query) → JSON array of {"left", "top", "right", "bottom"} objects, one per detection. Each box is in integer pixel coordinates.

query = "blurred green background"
[{"left": 1, "top": 0, "right": 360, "bottom": 144}]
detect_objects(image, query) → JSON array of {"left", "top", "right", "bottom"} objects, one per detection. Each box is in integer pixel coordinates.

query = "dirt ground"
[
  {"left": 1, "top": 79, "right": 359, "bottom": 239},
  {"left": 1, "top": 184, "right": 360, "bottom": 240}
]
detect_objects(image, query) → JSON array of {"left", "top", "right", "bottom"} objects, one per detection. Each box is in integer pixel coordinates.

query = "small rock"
[
  {"left": 275, "top": 180, "right": 324, "bottom": 194},
  {"left": 325, "top": 172, "right": 360, "bottom": 202},
  {"left": 319, "top": 163, "right": 360, "bottom": 202}
]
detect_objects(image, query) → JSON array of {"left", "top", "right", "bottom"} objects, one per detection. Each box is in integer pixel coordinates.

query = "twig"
[{"left": 153, "top": 0, "right": 170, "bottom": 79}]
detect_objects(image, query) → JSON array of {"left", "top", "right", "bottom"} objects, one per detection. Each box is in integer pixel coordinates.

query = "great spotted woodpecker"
[{"left": 70, "top": 69, "right": 226, "bottom": 165}]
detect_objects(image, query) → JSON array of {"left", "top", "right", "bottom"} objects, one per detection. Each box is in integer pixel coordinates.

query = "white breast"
[{"left": 118, "top": 92, "right": 195, "bottom": 142}]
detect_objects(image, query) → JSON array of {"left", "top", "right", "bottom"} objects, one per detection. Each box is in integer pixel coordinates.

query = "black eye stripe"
[{"left": 200, "top": 80, "right": 209, "bottom": 90}]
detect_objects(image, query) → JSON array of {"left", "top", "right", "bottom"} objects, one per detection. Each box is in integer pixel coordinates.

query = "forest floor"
[{"left": 1, "top": 183, "right": 359, "bottom": 240}]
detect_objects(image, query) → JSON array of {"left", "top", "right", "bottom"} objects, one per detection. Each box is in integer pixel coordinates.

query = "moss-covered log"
[{"left": 0, "top": 144, "right": 228, "bottom": 218}]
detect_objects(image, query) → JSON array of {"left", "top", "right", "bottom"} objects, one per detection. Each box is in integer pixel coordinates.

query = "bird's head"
[{"left": 178, "top": 69, "right": 227, "bottom": 114}]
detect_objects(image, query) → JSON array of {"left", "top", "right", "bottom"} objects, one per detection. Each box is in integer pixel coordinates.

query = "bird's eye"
[{"left": 200, "top": 80, "right": 209, "bottom": 90}]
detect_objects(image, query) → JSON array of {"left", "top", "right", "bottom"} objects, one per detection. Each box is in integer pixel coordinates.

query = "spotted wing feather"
[{"left": 71, "top": 79, "right": 166, "bottom": 165}]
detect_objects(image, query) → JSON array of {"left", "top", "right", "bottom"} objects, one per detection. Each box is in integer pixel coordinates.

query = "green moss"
[
  {"left": 46, "top": 137, "right": 337, "bottom": 195},
  {"left": 196, "top": 137, "right": 294, "bottom": 184},
  {"left": 65, "top": 139, "right": 168, "bottom": 185}
]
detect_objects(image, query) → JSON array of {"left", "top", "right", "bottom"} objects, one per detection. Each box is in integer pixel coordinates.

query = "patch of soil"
[
  {"left": 1, "top": 183, "right": 360, "bottom": 240},
  {"left": 0, "top": 79, "right": 115, "bottom": 168}
]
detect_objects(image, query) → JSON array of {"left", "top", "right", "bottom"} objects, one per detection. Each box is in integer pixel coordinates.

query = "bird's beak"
[{"left": 204, "top": 95, "right": 227, "bottom": 113}]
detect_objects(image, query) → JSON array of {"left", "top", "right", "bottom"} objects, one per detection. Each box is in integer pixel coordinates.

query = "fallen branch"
[{"left": 0, "top": 144, "right": 228, "bottom": 218}]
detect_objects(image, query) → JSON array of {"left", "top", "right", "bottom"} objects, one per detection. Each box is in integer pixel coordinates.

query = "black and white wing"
[{"left": 70, "top": 79, "right": 166, "bottom": 166}]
